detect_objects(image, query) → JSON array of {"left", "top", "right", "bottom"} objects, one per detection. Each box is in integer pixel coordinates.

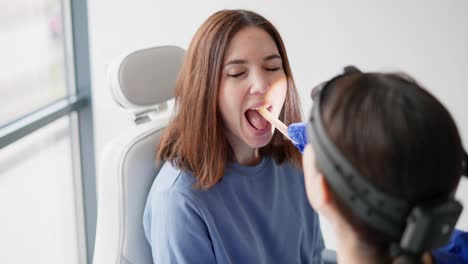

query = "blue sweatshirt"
[{"left": 143, "top": 156, "right": 324, "bottom": 263}]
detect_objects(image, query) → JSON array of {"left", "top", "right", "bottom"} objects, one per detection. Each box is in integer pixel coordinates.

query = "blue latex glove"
[
  {"left": 287, "top": 122, "right": 308, "bottom": 153},
  {"left": 432, "top": 229, "right": 468, "bottom": 264}
]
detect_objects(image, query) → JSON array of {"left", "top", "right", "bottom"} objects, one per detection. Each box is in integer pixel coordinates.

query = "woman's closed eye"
[
  {"left": 227, "top": 72, "right": 245, "bottom": 78},
  {"left": 226, "top": 66, "right": 281, "bottom": 78},
  {"left": 265, "top": 67, "right": 281, "bottom": 72}
]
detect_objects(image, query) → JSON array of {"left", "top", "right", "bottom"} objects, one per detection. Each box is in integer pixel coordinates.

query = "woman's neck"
[
  {"left": 232, "top": 145, "right": 260, "bottom": 165},
  {"left": 225, "top": 133, "right": 261, "bottom": 165}
]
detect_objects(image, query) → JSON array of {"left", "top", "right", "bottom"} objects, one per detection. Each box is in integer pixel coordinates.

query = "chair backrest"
[{"left": 93, "top": 46, "right": 185, "bottom": 264}]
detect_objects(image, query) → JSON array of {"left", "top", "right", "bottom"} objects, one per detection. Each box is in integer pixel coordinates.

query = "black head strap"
[{"left": 307, "top": 66, "right": 464, "bottom": 255}]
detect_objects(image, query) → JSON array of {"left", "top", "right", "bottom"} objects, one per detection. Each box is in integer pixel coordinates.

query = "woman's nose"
[{"left": 249, "top": 74, "right": 270, "bottom": 94}]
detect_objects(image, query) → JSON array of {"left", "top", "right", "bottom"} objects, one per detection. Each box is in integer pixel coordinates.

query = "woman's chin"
[{"left": 245, "top": 133, "right": 273, "bottom": 149}]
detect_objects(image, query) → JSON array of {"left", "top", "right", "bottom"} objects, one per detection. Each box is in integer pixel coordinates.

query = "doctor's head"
[
  {"left": 159, "top": 9, "right": 302, "bottom": 188},
  {"left": 303, "top": 69, "right": 466, "bottom": 263}
]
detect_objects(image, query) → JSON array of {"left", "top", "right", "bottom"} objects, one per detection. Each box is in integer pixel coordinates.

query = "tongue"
[{"left": 246, "top": 110, "right": 268, "bottom": 130}]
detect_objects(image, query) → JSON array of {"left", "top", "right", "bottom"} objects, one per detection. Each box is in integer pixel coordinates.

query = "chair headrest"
[{"left": 109, "top": 46, "right": 185, "bottom": 109}]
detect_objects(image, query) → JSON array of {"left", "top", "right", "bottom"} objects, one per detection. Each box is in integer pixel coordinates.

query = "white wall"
[{"left": 88, "top": 0, "right": 468, "bottom": 249}]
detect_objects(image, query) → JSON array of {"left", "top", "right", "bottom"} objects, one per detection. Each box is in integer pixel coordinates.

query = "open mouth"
[{"left": 244, "top": 105, "right": 272, "bottom": 131}]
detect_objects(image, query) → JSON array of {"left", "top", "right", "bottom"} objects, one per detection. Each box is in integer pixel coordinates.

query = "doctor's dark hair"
[
  {"left": 316, "top": 72, "right": 466, "bottom": 263},
  {"left": 158, "top": 9, "right": 302, "bottom": 189}
]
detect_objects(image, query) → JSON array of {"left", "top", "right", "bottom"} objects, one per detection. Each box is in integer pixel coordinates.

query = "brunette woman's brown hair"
[{"left": 157, "top": 9, "right": 302, "bottom": 189}]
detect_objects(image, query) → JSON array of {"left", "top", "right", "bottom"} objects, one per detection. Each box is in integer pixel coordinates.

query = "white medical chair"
[{"left": 93, "top": 46, "right": 185, "bottom": 264}]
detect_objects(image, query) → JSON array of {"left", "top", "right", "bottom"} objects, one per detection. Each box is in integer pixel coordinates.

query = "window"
[
  {"left": 0, "top": 116, "right": 82, "bottom": 263},
  {"left": 0, "top": 0, "right": 95, "bottom": 263},
  {"left": 0, "top": 0, "right": 69, "bottom": 126}
]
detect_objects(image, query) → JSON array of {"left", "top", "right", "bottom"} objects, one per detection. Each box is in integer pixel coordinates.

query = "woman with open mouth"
[{"left": 143, "top": 9, "right": 324, "bottom": 264}]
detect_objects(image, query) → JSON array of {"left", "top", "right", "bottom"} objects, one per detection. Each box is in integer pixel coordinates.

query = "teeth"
[{"left": 251, "top": 105, "right": 270, "bottom": 111}]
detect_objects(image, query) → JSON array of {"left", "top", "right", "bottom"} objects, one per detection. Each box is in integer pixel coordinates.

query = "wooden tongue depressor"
[{"left": 256, "top": 107, "right": 297, "bottom": 144}]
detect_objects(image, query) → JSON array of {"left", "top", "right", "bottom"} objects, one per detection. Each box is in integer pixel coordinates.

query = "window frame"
[{"left": 0, "top": 0, "right": 96, "bottom": 263}]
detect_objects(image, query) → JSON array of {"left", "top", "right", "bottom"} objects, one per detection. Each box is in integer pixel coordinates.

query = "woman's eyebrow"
[
  {"left": 264, "top": 54, "right": 281, "bottom": 61},
  {"left": 224, "top": 54, "right": 281, "bottom": 67},
  {"left": 224, "top": 59, "right": 247, "bottom": 67}
]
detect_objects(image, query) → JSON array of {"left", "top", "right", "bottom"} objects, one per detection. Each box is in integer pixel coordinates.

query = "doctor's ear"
[
  {"left": 311, "top": 173, "right": 333, "bottom": 212},
  {"left": 303, "top": 144, "right": 334, "bottom": 213}
]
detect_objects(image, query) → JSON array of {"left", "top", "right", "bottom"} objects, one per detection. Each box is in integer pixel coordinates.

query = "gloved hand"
[
  {"left": 287, "top": 122, "right": 308, "bottom": 153},
  {"left": 432, "top": 229, "right": 468, "bottom": 264}
]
